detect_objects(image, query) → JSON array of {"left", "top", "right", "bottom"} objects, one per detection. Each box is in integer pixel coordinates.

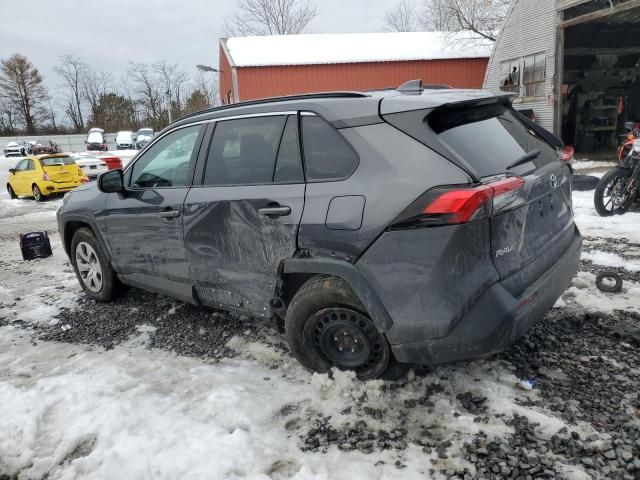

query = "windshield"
[{"left": 40, "top": 156, "right": 75, "bottom": 166}]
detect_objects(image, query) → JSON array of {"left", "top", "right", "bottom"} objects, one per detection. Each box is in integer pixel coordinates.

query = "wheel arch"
[
  {"left": 62, "top": 217, "right": 114, "bottom": 268},
  {"left": 281, "top": 258, "right": 393, "bottom": 332}
]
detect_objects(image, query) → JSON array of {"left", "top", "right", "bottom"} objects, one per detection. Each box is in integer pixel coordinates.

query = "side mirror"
[
  {"left": 98, "top": 169, "right": 124, "bottom": 193},
  {"left": 8, "top": 168, "right": 15, "bottom": 175}
]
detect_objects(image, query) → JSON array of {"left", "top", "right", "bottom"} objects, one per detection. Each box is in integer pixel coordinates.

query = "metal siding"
[
  {"left": 234, "top": 59, "right": 489, "bottom": 102},
  {"left": 484, "top": 0, "right": 557, "bottom": 132}
]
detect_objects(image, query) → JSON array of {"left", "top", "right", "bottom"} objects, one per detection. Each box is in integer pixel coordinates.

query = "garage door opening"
[{"left": 561, "top": 6, "right": 640, "bottom": 155}]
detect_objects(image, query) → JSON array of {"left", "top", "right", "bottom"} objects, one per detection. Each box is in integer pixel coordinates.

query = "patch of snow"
[
  {"left": 572, "top": 190, "right": 640, "bottom": 243},
  {"left": 572, "top": 160, "right": 617, "bottom": 170},
  {"left": 582, "top": 250, "right": 640, "bottom": 271},
  {"left": 558, "top": 271, "right": 640, "bottom": 313}
]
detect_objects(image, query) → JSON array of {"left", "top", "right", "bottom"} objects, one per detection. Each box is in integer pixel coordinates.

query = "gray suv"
[{"left": 57, "top": 81, "right": 582, "bottom": 379}]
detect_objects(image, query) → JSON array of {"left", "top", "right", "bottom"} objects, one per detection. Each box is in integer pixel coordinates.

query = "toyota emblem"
[{"left": 550, "top": 173, "right": 559, "bottom": 189}]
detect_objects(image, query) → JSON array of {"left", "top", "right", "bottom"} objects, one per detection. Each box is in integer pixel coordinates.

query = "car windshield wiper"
[{"left": 506, "top": 149, "right": 540, "bottom": 170}]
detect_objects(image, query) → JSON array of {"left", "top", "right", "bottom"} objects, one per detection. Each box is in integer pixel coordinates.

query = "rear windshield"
[
  {"left": 40, "top": 156, "right": 74, "bottom": 166},
  {"left": 428, "top": 103, "right": 558, "bottom": 177}
]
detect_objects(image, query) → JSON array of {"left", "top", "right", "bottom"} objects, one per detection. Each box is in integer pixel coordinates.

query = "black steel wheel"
[
  {"left": 285, "top": 276, "right": 394, "bottom": 380},
  {"left": 303, "top": 307, "right": 389, "bottom": 379}
]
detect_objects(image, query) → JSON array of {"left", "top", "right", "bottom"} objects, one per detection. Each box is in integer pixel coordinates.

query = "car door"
[
  {"left": 184, "top": 114, "right": 305, "bottom": 316},
  {"left": 12, "top": 159, "right": 35, "bottom": 195},
  {"left": 9, "top": 159, "right": 28, "bottom": 195},
  {"left": 103, "top": 124, "right": 206, "bottom": 296}
]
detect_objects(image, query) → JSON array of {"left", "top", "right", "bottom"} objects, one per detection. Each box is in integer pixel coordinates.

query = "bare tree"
[
  {"left": 82, "top": 67, "right": 112, "bottom": 125},
  {"left": 128, "top": 62, "right": 163, "bottom": 129},
  {"left": 224, "top": 0, "right": 317, "bottom": 36},
  {"left": 193, "top": 71, "right": 220, "bottom": 107},
  {"left": 153, "top": 61, "right": 189, "bottom": 122},
  {"left": 420, "top": 0, "right": 511, "bottom": 41},
  {"left": 54, "top": 54, "right": 87, "bottom": 132},
  {"left": 0, "top": 54, "right": 49, "bottom": 134},
  {"left": 384, "top": 0, "right": 421, "bottom": 32},
  {"left": 0, "top": 97, "right": 18, "bottom": 134}
]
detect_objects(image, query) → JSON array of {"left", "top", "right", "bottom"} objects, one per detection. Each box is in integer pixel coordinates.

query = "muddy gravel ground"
[{"left": 3, "top": 254, "right": 637, "bottom": 479}]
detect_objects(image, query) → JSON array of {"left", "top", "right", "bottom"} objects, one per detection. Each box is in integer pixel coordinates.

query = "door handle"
[
  {"left": 258, "top": 206, "right": 291, "bottom": 218},
  {"left": 159, "top": 208, "right": 181, "bottom": 219}
]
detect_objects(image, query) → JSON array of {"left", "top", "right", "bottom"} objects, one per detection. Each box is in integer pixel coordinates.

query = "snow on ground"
[{"left": 1, "top": 159, "right": 639, "bottom": 479}]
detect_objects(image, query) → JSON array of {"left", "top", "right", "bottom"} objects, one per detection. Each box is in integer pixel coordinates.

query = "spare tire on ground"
[{"left": 572, "top": 174, "right": 600, "bottom": 191}]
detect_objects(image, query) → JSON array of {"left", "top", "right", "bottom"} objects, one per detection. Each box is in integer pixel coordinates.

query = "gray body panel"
[{"left": 103, "top": 188, "right": 191, "bottom": 283}]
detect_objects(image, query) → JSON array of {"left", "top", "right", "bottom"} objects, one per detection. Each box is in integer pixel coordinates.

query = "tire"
[
  {"left": 595, "top": 271, "right": 623, "bottom": 293},
  {"left": 32, "top": 184, "right": 46, "bottom": 202},
  {"left": 594, "top": 168, "right": 635, "bottom": 217},
  {"left": 70, "top": 227, "right": 124, "bottom": 302},
  {"left": 7, "top": 184, "right": 17, "bottom": 199},
  {"left": 285, "top": 276, "right": 397, "bottom": 380},
  {"left": 572, "top": 174, "right": 599, "bottom": 191}
]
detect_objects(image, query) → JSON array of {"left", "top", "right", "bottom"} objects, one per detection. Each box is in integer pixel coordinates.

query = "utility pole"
[{"left": 166, "top": 89, "right": 173, "bottom": 124}]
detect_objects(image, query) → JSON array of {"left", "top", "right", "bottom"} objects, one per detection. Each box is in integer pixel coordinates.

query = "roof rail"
[{"left": 176, "top": 91, "right": 370, "bottom": 123}]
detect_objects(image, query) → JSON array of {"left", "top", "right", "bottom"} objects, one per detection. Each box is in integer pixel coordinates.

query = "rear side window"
[
  {"left": 428, "top": 103, "right": 558, "bottom": 177},
  {"left": 301, "top": 116, "right": 358, "bottom": 181},
  {"left": 204, "top": 116, "right": 286, "bottom": 186}
]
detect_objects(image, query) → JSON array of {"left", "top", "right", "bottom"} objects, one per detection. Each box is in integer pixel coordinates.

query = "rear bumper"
[
  {"left": 390, "top": 228, "right": 582, "bottom": 365},
  {"left": 42, "top": 181, "right": 82, "bottom": 194}
]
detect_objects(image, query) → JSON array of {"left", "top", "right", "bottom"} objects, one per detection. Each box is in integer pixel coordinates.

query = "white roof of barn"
[{"left": 223, "top": 32, "right": 493, "bottom": 68}]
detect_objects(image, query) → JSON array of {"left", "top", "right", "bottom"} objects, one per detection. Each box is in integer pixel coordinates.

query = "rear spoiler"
[{"left": 512, "top": 110, "right": 564, "bottom": 148}]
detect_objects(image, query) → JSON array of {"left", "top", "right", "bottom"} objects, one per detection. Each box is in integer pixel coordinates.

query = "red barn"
[{"left": 219, "top": 32, "right": 491, "bottom": 104}]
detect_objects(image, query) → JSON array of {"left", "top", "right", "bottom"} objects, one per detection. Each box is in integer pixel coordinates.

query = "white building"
[{"left": 484, "top": 0, "right": 640, "bottom": 154}]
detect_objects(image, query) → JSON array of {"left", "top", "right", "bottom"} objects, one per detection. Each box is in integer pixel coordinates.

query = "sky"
[{"left": 0, "top": 0, "right": 394, "bottom": 101}]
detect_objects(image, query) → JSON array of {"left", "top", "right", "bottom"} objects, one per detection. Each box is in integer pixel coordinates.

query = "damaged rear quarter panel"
[{"left": 356, "top": 220, "right": 499, "bottom": 345}]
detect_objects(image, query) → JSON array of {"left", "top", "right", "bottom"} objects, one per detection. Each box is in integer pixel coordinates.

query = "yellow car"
[{"left": 7, "top": 154, "right": 88, "bottom": 202}]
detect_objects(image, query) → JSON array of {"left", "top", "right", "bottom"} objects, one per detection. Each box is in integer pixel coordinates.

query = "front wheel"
[
  {"left": 71, "top": 227, "right": 124, "bottom": 302},
  {"left": 7, "top": 184, "right": 17, "bottom": 199},
  {"left": 594, "top": 168, "right": 636, "bottom": 216},
  {"left": 285, "top": 276, "right": 395, "bottom": 380}
]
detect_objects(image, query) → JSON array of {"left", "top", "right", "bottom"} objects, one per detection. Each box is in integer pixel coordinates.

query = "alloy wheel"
[{"left": 75, "top": 242, "right": 103, "bottom": 293}]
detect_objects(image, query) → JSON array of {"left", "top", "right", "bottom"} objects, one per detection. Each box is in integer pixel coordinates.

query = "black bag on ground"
[{"left": 20, "top": 231, "right": 52, "bottom": 261}]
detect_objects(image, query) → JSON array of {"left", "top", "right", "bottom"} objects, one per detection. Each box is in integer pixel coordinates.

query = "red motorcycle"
[{"left": 617, "top": 122, "right": 640, "bottom": 161}]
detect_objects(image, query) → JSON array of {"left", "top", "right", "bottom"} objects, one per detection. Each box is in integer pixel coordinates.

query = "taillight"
[
  {"left": 559, "top": 146, "right": 574, "bottom": 164},
  {"left": 42, "top": 173, "right": 50, "bottom": 181},
  {"left": 392, "top": 177, "right": 525, "bottom": 228}
]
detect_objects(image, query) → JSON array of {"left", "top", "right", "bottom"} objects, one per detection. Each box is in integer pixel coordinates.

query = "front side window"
[
  {"left": 203, "top": 116, "right": 287, "bottom": 186},
  {"left": 500, "top": 59, "right": 520, "bottom": 94},
  {"left": 523, "top": 53, "right": 546, "bottom": 98},
  {"left": 14, "top": 159, "right": 29, "bottom": 171},
  {"left": 301, "top": 116, "right": 358, "bottom": 181},
  {"left": 130, "top": 125, "right": 201, "bottom": 188}
]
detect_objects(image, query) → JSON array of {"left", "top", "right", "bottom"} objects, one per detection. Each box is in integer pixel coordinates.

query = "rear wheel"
[
  {"left": 594, "top": 168, "right": 636, "bottom": 216},
  {"left": 7, "top": 184, "right": 17, "bottom": 199},
  {"left": 285, "top": 276, "right": 394, "bottom": 380},
  {"left": 32, "top": 184, "right": 45, "bottom": 202},
  {"left": 71, "top": 227, "right": 124, "bottom": 302}
]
